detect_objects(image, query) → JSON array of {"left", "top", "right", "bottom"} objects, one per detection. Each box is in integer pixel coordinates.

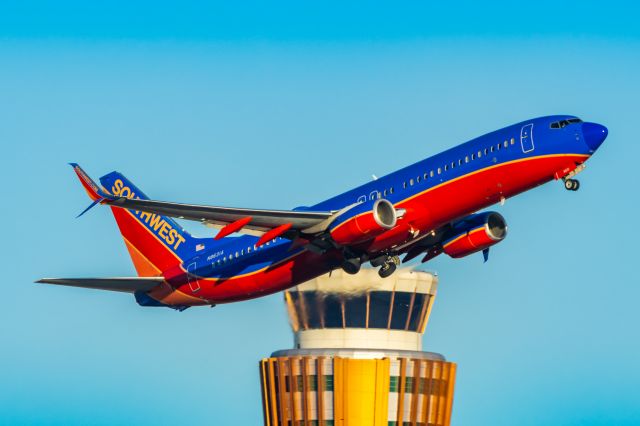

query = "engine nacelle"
[
  {"left": 330, "top": 199, "right": 397, "bottom": 246},
  {"left": 442, "top": 212, "right": 507, "bottom": 258}
]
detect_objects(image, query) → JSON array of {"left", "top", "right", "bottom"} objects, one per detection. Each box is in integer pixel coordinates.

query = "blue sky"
[{"left": 2, "top": 2, "right": 639, "bottom": 425}]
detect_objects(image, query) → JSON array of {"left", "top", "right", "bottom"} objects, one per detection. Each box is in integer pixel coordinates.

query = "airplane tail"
[{"left": 70, "top": 164, "right": 208, "bottom": 276}]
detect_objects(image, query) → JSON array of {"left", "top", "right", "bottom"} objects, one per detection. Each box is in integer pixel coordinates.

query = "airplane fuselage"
[{"left": 133, "top": 115, "right": 606, "bottom": 308}]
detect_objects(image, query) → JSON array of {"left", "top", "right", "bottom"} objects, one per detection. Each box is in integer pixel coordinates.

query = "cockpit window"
[{"left": 550, "top": 118, "right": 582, "bottom": 129}]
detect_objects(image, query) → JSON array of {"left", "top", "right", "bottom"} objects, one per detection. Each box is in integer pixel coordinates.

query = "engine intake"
[
  {"left": 330, "top": 199, "right": 397, "bottom": 245},
  {"left": 442, "top": 212, "right": 507, "bottom": 258}
]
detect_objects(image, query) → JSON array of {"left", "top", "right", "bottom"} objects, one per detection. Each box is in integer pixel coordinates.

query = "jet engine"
[
  {"left": 330, "top": 198, "right": 397, "bottom": 246},
  {"left": 442, "top": 211, "right": 507, "bottom": 258}
]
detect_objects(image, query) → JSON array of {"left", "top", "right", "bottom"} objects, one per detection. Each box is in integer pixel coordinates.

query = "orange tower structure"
[{"left": 259, "top": 268, "right": 456, "bottom": 426}]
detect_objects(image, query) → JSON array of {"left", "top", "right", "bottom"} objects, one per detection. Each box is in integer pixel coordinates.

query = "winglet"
[{"left": 69, "top": 163, "right": 110, "bottom": 201}]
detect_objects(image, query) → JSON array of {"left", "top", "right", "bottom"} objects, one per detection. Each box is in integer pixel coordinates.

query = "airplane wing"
[
  {"left": 36, "top": 277, "right": 165, "bottom": 293},
  {"left": 104, "top": 198, "right": 334, "bottom": 234},
  {"left": 70, "top": 163, "right": 337, "bottom": 237}
]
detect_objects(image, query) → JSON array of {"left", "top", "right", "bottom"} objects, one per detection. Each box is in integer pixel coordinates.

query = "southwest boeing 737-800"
[{"left": 38, "top": 116, "right": 607, "bottom": 310}]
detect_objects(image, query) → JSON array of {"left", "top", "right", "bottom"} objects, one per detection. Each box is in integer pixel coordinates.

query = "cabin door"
[
  {"left": 520, "top": 124, "right": 534, "bottom": 153},
  {"left": 187, "top": 261, "right": 200, "bottom": 292}
]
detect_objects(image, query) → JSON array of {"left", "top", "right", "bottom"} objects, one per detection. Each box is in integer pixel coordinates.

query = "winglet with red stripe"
[
  {"left": 69, "top": 163, "right": 111, "bottom": 201},
  {"left": 69, "top": 163, "right": 112, "bottom": 217}
]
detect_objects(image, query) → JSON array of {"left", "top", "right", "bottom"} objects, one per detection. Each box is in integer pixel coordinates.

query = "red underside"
[{"left": 154, "top": 154, "right": 587, "bottom": 305}]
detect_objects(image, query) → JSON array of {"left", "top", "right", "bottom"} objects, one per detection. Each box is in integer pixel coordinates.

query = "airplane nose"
[{"left": 582, "top": 122, "right": 608, "bottom": 152}]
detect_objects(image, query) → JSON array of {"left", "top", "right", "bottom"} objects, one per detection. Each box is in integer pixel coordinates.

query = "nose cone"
[{"left": 582, "top": 122, "right": 608, "bottom": 152}]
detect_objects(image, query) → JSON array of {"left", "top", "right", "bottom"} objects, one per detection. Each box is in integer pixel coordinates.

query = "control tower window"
[
  {"left": 389, "top": 291, "right": 412, "bottom": 330},
  {"left": 344, "top": 296, "right": 367, "bottom": 328},
  {"left": 322, "top": 294, "right": 343, "bottom": 328},
  {"left": 303, "top": 292, "right": 323, "bottom": 329},
  {"left": 368, "top": 291, "right": 392, "bottom": 328},
  {"left": 407, "top": 293, "right": 428, "bottom": 331}
]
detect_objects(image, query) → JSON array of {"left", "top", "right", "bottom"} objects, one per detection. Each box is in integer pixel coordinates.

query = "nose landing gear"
[{"left": 564, "top": 178, "right": 580, "bottom": 191}]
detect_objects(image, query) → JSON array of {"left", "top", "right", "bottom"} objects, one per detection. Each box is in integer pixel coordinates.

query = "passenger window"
[
  {"left": 458, "top": 159, "right": 462, "bottom": 166},
  {"left": 444, "top": 165, "right": 448, "bottom": 171},
  {"left": 478, "top": 151, "right": 482, "bottom": 158},
  {"left": 409, "top": 178, "right": 414, "bottom": 186},
  {"left": 504, "top": 141, "right": 508, "bottom": 148},
  {"left": 496, "top": 144, "right": 500, "bottom": 150},
  {"left": 510, "top": 138, "right": 515, "bottom": 145},
  {"left": 471, "top": 153, "right": 475, "bottom": 160},
  {"left": 403, "top": 182, "right": 407, "bottom": 189},
  {"left": 383, "top": 189, "right": 387, "bottom": 196},
  {"left": 437, "top": 167, "right": 441, "bottom": 174},
  {"left": 416, "top": 176, "right": 420, "bottom": 183},
  {"left": 450, "top": 162, "right": 455, "bottom": 169},
  {"left": 390, "top": 187, "right": 394, "bottom": 194},
  {"left": 423, "top": 172, "right": 428, "bottom": 180},
  {"left": 430, "top": 171, "right": 434, "bottom": 177},
  {"left": 465, "top": 156, "right": 469, "bottom": 163},
  {"left": 484, "top": 148, "right": 488, "bottom": 155}
]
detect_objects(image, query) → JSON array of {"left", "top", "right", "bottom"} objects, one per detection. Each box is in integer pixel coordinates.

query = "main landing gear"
[
  {"left": 341, "top": 258, "right": 361, "bottom": 275},
  {"left": 340, "top": 252, "right": 401, "bottom": 278},
  {"left": 564, "top": 178, "right": 580, "bottom": 191},
  {"left": 370, "top": 254, "right": 400, "bottom": 278}
]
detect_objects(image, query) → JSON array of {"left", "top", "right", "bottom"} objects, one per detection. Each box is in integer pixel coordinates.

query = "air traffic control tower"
[{"left": 259, "top": 268, "right": 457, "bottom": 426}]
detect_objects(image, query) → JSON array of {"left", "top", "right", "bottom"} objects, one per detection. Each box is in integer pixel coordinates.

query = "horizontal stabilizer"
[{"left": 36, "top": 277, "right": 165, "bottom": 293}]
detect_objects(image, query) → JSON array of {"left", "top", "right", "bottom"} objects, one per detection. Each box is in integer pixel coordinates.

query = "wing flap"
[{"left": 36, "top": 277, "right": 165, "bottom": 293}]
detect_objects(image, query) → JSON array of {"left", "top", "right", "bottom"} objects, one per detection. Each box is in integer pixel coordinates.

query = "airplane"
[{"left": 38, "top": 115, "right": 608, "bottom": 310}]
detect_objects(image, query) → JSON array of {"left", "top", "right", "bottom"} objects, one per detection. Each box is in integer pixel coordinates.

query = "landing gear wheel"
[
  {"left": 378, "top": 262, "right": 397, "bottom": 278},
  {"left": 341, "top": 258, "right": 361, "bottom": 275},
  {"left": 572, "top": 179, "right": 580, "bottom": 191},
  {"left": 564, "top": 179, "right": 580, "bottom": 191}
]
